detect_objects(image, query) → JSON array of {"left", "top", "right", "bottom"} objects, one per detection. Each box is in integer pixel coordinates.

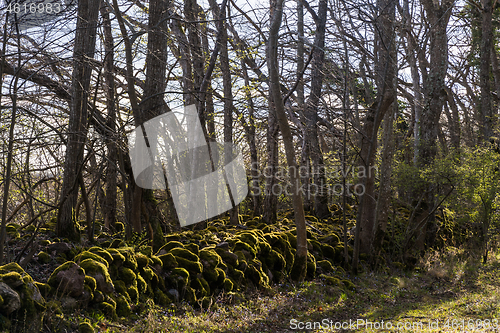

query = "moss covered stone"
[
  {"left": 191, "top": 278, "right": 209, "bottom": 297},
  {"left": 223, "top": 278, "right": 233, "bottom": 292},
  {"left": 232, "top": 242, "right": 256, "bottom": 259},
  {"left": 158, "top": 253, "right": 177, "bottom": 270},
  {"left": 1, "top": 272, "right": 23, "bottom": 288},
  {"left": 84, "top": 276, "right": 96, "bottom": 292},
  {"left": 119, "top": 267, "right": 137, "bottom": 285},
  {"left": 168, "top": 248, "right": 198, "bottom": 262},
  {"left": 342, "top": 279, "right": 356, "bottom": 291},
  {"left": 34, "top": 282, "right": 51, "bottom": 298},
  {"left": 307, "top": 252, "right": 316, "bottom": 279},
  {"left": 318, "top": 233, "right": 340, "bottom": 247},
  {"left": 116, "top": 247, "right": 138, "bottom": 270},
  {"left": 106, "top": 248, "right": 126, "bottom": 266},
  {"left": 154, "top": 289, "right": 172, "bottom": 306},
  {"left": 75, "top": 251, "right": 109, "bottom": 268},
  {"left": 115, "top": 295, "right": 131, "bottom": 317},
  {"left": 199, "top": 248, "right": 222, "bottom": 269},
  {"left": 100, "top": 301, "right": 117, "bottom": 320},
  {"left": 214, "top": 248, "right": 239, "bottom": 267},
  {"left": 175, "top": 256, "right": 203, "bottom": 275},
  {"left": 37, "top": 251, "right": 51, "bottom": 264},
  {"left": 317, "top": 260, "right": 334, "bottom": 273},
  {"left": 79, "top": 321, "right": 94, "bottom": 333},
  {"left": 157, "top": 241, "right": 184, "bottom": 255},
  {"left": 48, "top": 261, "right": 85, "bottom": 297},
  {"left": 88, "top": 247, "right": 113, "bottom": 266},
  {"left": 169, "top": 268, "right": 190, "bottom": 289},
  {"left": 79, "top": 259, "right": 114, "bottom": 293},
  {"left": 135, "top": 253, "right": 149, "bottom": 269},
  {"left": 136, "top": 274, "right": 147, "bottom": 294},
  {"left": 290, "top": 253, "right": 307, "bottom": 282}
]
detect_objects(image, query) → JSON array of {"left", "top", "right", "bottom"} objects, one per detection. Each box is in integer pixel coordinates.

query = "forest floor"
[{"left": 93, "top": 248, "right": 500, "bottom": 332}]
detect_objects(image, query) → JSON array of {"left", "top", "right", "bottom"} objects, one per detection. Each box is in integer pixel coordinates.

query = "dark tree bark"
[
  {"left": 268, "top": 0, "right": 307, "bottom": 282},
  {"left": 354, "top": 0, "right": 396, "bottom": 263},
  {"left": 57, "top": 0, "right": 100, "bottom": 240},
  {"left": 480, "top": 0, "right": 494, "bottom": 142},
  {"left": 100, "top": 2, "right": 118, "bottom": 230}
]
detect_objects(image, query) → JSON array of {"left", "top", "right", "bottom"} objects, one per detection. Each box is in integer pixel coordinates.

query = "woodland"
[{"left": 0, "top": 0, "right": 499, "bottom": 331}]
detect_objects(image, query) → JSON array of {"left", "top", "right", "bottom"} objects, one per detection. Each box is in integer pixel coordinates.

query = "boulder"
[
  {"left": 48, "top": 261, "right": 85, "bottom": 297},
  {"left": 0, "top": 282, "right": 20, "bottom": 315}
]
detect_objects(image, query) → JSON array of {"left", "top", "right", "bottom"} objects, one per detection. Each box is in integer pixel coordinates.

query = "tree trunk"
[
  {"left": 268, "top": 0, "right": 307, "bottom": 282},
  {"left": 100, "top": 2, "right": 117, "bottom": 230},
  {"left": 480, "top": 0, "right": 494, "bottom": 142},
  {"left": 57, "top": 0, "right": 100, "bottom": 240}
]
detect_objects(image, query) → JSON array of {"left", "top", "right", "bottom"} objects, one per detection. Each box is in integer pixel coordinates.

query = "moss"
[
  {"left": 135, "top": 253, "right": 149, "bottom": 269},
  {"left": 75, "top": 251, "right": 109, "bottom": 268},
  {"left": 184, "top": 243, "right": 199, "bottom": 256},
  {"left": 307, "top": 252, "right": 317, "bottom": 279},
  {"left": 232, "top": 242, "right": 256, "bottom": 259},
  {"left": 47, "top": 261, "right": 85, "bottom": 288},
  {"left": 318, "top": 233, "right": 340, "bottom": 247},
  {"left": 39, "top": 239, "right": 51, "bottom": 246},
  {"left": 320, "top": 274, "right": 343, "bottom": 287},
  {"left": 127, "top": 285, "right": 139, "bottom": 303},
  {"left": 203, "top": 268, "right": 219, "bottom": 284},
  {"left": 245, "top": 265, "right": 263, "bottom": 287},
  {"left": 175, "top": 256, "right": 203, "bottom": 275},
  {"left": 158, "top": 253, "right": 178, "bottom": 270},
  {"left": 285, "top": 232, "right": 297, "bottom": 248},
  {"left": 230, "top": 269, "right": 245, "bottom": 284},
  {"left": 79, "top": 259, "right": 114, "bottom": 293},
  {"left": 191, "top": 278, "right": 209, "bottom": 297},
  {"left": 100, "top": 301, "right": 117, "bottom": 320},
  {"left": 138, "top": 246, "right": 153, "bottom": 257},
  {"left": 157, "top": 241, "right": 185, "bottom": 254},
  {"left": 150, "top": 255, "right": 163, "bottom": 268},
  {"left": 170, "top": 267, "right": 190, "bottom": 289},
  {"left": 136, "top": 274, "right": 147, "bottom": 294},
  {"left": 84, "top": 276, "right": 96, "bottom": 292},
  {"left": 34, "top": 282, "right": 51, "bottom": 298},
  {"left": 115, "top": 295, "right": 132, "bottom": 317},
  {"left": 154, "top": 289, "right": 171, "bottom": 306},
  {"left": 114, "top": 280, "right": 128, "bottom": 296},
  {"left": 199, "top": 248, "right": 222, "bottom": 268},
  {"left": 185, "top": 286, "right": 197, "bottom": 303},
  {"left": 37, "top": 251, "right": 51, "bottom": 264},
  {"left": 119, "top": 267, "right": 137, "bottom": 285},
  {"left": 106, "top": 248, "right": 126, "bottom": 265},
  {"left": 320, "top": 244, "right": 336, "bottom": 259},
  {"left": 0, "top": 262, "right": 25, "bottom": 275},
  {"left": 342, "top": 279, "right": 356, "bottom": 291},
  {"left": 214, "top": 248, "right": 239, "bottom": 267},
  {"left": 141, "top": 267, "right": 155, "bottom": 282},
  {"left": 116, "top": 247, "right": 138, "bottom": 270},
  {"left": 290, "top": 253, "right": 307, "bottom": 282},
  {"left": 223, "top": 278, "right": 233, "bottom": 292},
  {"left": 168, "top": 248, "right": 199, "bottom": 262},
  {"left": 317, "top": 260, "right": 334, "bottom": 273},
  {"left": 79, "top": 321, "right": 94, "bottom": 333},
  {"left": 46, "top": 300, "right": 62, "bottom": 314},
  {"left": 88, "top": 247, "right": 113, "bottom": 266},
  {"left": 1, "top": 272, "right": 23, "bottom": 288},
  {"left": 110, "top": 239, "right": 127, "bottom": 248},
  {"left": 264, "top": 250, "right": 285, "bottom": 271}
]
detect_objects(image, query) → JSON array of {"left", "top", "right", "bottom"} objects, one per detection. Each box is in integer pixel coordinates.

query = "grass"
[{"left": 76, "top": 249, "right": 500, "bottom": 332}]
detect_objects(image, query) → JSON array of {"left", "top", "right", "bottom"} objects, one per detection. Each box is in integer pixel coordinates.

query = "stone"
[
  {"left": 0, "top": 282, "right": 20, "bottom": 315},
  {"left": 47, "top": 242, "right": 71, "bottom": 254},
  {"left": 48, "top": 262, "right": 85, "bottom": 297}
]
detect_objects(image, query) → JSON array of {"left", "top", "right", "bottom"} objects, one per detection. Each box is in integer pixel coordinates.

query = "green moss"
[
  {"left": 223, "top": 278, "right": 233, "bottom": 292},
  {"left": 47, "top": 261, "right": 84, "bottom": 287},
  {"left": 191, "top": 278, "right": 209, "bottom": 297},
  {"left": 168, "top": 248, "right": 199, "bottom": 262},
  {"left": 265, "top": 250, "right": 285, "bottom": 271},
  {"left": 150, "top": 255, "right": 163, "bottom": 268},
  {"left": 127, "top": 285, "right": 139, "bottom": 303},
  {"left": 37, "top": 251, "right": 51, "bottom": 264},
  {"left": 290, "top": 253, "right": 307, "bottom": 282},
  {"left": 307, "top": 252, "right": 316, "bottom": 279},
  {"left": 115, "top": 295, "right": 131, "bottom": 317},
  {"left": 230, "top": 269, "right": 245, "bottom": 285},
  {"left": 285, "top": 232, "right": 297, "bottom": 248},
  {"left": 215, "top": 248, "right": 239, "bottom": 267},
  {"left": 110, "top": 239, "right": 127, "bottom": 248},
  {"left": 154, "top": 289, "right": 172, "bottom": 306},
  {"left": 320, "top": 244, "right": 336, "bottom": 259},
  {"left": 157, "top": 241, "right": 185, "bottom": 254},
  {"left": 114, "top": 280, "right": 127, "bottom": 295},
  {"left": 170, "top": 268, "right": 190, "bottom": 289},
  {"left": 175, "top": 256, "right": 203, "bottom": 275},
  {"left": 47, "top": 300, "right": 62, "bottom": 314},
  {"left": 88, "top": 247, "right": 113, "bottom": 266},
  {"left": 203, "top": 269, "right": 219, "bottom": 285},
  {"left": 136, "top": 273, "right": 147, "bottom": 294},
  {"left": 199, "top": 248, "right": 222, "bottom": 269},
  {"left": 342, "top": 279, "right": 356, "bottom": 291},
  {"left": 78, "top": 321, "right": 94, "bottom": 333},
  {"left": 232, "top": 242, "right": 256, "bottom": 259},
  {"left": 138, "top": 246, "right": 153, "bottom": 257},
  {"left": 119, "top": 267, "right": 137, "bottom": 285},
  {"left": 106, "top": 248, "right": 126, "bottom": 265},
  {"left": 0, "top": 262, "right": 25, "bottom": 275},
  {"left": 1, "top": 272, "right": 23, "bottom": 288},
  {"left": 185, "top": 286, "right": 197, "bottom": 303},
  {"left": 75, "top": 251, "right": 109, "bottom": 268},
  {"left": 84, "top": 276, "right": 96, "bottom": 292},
  {"left": 100, "top": 301, "right": 117, "bottom": 320},
  {"left": 318, "top": 233, "right": 340, "bottom": 247},
  {"left": 79, "top": 259, "right": 114, "bottom": 293},
  {"left": 184, "top": 243, "right": 199, "bottom": 256},
  {"left": 34, "top": 282, "right": 51, "bottom": 298},
  {"left": 158, "top": 253, "right": 178, "bottom": 270},
  {"left": 135, "top": 253, "right": 149, "bottom": 269},
  {"left": 317, "top": 260, "right": 334, "bottom": 273},
  {"left": 116, "top": 247, "right": 138, "bottom": 270}
]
